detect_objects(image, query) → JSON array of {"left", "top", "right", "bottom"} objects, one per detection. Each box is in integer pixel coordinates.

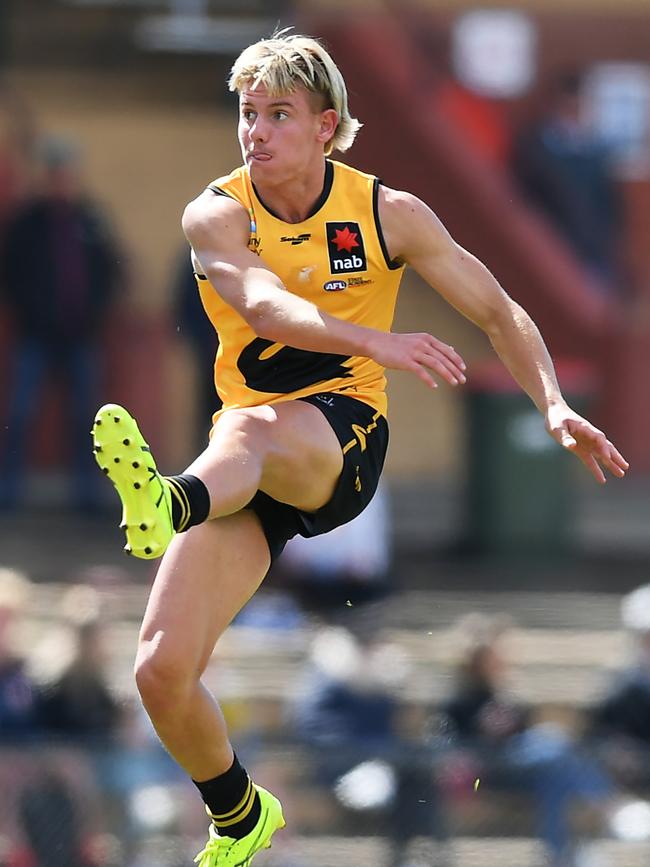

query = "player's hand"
[
  {"left": 368, "top": 331, "right": 466, "bottom": 389},
  {"left": 545, "top": 402, "right": 629, "bottom": 484}
]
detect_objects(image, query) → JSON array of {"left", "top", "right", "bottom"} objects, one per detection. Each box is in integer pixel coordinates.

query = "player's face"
[{"left": 238, "top": 84, "right": 334, "bottom": 183}]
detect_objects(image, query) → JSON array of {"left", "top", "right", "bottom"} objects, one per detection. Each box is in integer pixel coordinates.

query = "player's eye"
[
  {"left": 274, "top": 111, "right": 288, "bottom": 121},
  {"left": 242, "top": 110, "right": 256, "bottom": 121}
]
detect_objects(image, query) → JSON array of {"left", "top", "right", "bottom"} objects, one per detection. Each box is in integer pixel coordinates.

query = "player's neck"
[{"left": 252, "top": 158, "right": 328, "bottom": 224}]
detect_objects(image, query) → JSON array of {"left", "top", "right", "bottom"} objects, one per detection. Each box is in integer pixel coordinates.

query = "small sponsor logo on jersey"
[
  {"left": 347, "top": 276, "right": 373, "bottom": 287},
  {"left": 280, "top": 233, "right": 311, "bottom": 245},
  {"left": 299, "top": 265, "right": 317, "bottom": 283},
  {"left": 326, "top": 221, "right": 367, "bottom": 274},
  {"left": 323, "top": 279, "right": 347, "bottom": 292},
  {"left": 248, "top": 236, "right": 262, "bottom": 255}
]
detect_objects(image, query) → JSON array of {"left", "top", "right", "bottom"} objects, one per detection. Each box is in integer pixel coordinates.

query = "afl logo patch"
[
  {"left": 324, "top": 280, "right": 347, "bottom": 292},
  {"left": 326, "top": 221, "right": 367, "bottom": 274}
]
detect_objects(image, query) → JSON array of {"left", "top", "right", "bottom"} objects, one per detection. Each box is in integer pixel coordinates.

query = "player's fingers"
[
  {"left": 559, "top": 433, "right": 578, "bottom": 449},
  {"left": 600, "top": 445, "right": 628, "bottom": 477},
  {"left": 605, "top": 441, "right": 629, "bottom": 472},
  {"left": 570, "top": 424, "right": 628, "bottom": 476},
  {"left": 410, "top": 361, "right": 438, "bottom": 389},
  {"left": 568, "top": 419, "right": 608, "bottom": 452},
  {"left": 420, "top": 356, "right": 461, "bottom": 385},
  {"left": 549, "top": 424, "right": 577, "bottom": 450},
  {"left": 418, "top": 349, "right": 466, "bottom": 385},
  {"left": 579, "top": 451, "right": 607, "bottom": 485},
  {"left": 428, "top": 336, "right": 466, "bottom": 371},
  {"left": 410, "top": 334, "right": 465, "bottom": 375}
]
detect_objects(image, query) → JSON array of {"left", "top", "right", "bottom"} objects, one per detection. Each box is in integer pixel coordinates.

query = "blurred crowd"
[
  {"left": 3, "top": 543, "right": 650, "bottom": 866},
  {"left": 0, "top": 568, "right": 190, "bottom": 867}
]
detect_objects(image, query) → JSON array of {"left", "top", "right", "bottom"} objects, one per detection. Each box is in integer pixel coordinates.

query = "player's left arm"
[{"left": 379, "top": 186, "right": 628, "bottom": 483}]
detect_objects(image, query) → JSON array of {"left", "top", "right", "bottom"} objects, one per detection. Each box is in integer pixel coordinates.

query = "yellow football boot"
[
  {"left": 194, "top": 786, "right": 285, "bottom": 867},
  {"left": 91, "top": 403, "right": 174, "bottom": 559}
]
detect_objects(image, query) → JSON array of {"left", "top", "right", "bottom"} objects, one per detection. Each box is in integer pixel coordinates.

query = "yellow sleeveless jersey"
[{"left": 195, "top": 158, "right": 405, "bottom": 418}]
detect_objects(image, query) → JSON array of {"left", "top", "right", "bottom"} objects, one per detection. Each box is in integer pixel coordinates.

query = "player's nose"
[{"left": 249, "top": 117, "right": 269, "bottom": 143}]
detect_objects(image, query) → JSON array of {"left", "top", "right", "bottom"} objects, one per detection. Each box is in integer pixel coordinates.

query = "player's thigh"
[
  {"left": 256, "top": 399, "right": 344, "bottom": 512},
  {"left": 137, "top": 510, "right": 270, "bottom": 679},
  {"left": 207, "top": 399, "right": 344, "bottom": 513}
]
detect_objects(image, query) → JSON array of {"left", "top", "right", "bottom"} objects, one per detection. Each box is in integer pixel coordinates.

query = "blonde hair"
[{"left": 229, "top": 31, "right": 362, "bottom": 155}]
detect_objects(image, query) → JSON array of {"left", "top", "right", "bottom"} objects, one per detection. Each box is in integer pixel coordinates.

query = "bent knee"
[
  {"left": 214, "top": 407, "right": 276, "bottom": 439},
  {"left": 208, "top": 408, "right": 280, "bottom": 469},
  {"left": 134, "top": 639, "right": 197, "bottom": 710}
]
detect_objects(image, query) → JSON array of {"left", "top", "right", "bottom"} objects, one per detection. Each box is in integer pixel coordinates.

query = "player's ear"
[{"left": 317, "top": 108, "right": 338, "bottom": 147}]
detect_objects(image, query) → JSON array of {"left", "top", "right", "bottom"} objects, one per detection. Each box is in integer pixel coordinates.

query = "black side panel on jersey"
[
  {"left": 236, "top": 337, "right": 353, "bottom": 394},
  {"left": 372, "top": 178, "right": 404, "bottom": 270}
]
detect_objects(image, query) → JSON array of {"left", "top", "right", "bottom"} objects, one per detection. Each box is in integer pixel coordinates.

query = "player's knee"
[
  {"left": 215, "top": 406, "right": 275, "bottom": 449},
  {"left": 208, "top": 409, "right": 277, "bottom": 475},
  {"left": 134, "top": 639, "right": 194, "bottom": 713}
]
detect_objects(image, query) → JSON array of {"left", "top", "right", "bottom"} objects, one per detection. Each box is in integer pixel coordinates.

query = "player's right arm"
[{"left": 182, "top": 190, "right": 466, "bottom": 389}]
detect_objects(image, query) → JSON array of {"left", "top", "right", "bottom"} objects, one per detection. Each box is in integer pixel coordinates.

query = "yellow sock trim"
[
  {"left": 165, "top": 477, "right": 190, "bottom": 531},
  {"left": 209, "top": 780, "right": 256, "bottom": 827}
]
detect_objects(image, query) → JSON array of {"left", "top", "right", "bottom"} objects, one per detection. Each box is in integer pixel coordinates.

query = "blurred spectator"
[
  {"left": 513, "top": 71, "right": 622, "bottom": 290},
  {"left": 11, "top": 769, "right": 101, "bottom": 867},
  {"left": 274, "top": 482, "right": 392, "bottom": 611},
  {"left": 289, "top": 624, "right": 445, "bottom": 867},
  {"left": 436, "top": 614, "right": 613, "bottom": 867},
  {"left": 32, "top": 584, "right": 184, "bottom": 851},
  {"left": 37, "top": 615, "right": 122, "bottom": 743},
  {"left": 587, "top": 584, "right": 650, "bottom": 790},
  {"left": 0, "top": 568, "right": 39, "bottom": 739},
  {"left": 0, "top": 135, "right": 123, "bottom": 510},
  {"left": 170, "top": 248, "right": 220, "bottom": 451}
]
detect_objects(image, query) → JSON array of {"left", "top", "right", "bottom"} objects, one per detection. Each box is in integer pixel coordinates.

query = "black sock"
[
  {"left": 164, "top": 473, "right": 210, "bottom": 532},
  {"left": 193, "top": 755, "right": 261, "bottom": 839}
]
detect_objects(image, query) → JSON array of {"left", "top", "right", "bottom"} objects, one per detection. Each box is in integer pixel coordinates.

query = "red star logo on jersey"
[{"left": 331, "top": 226, "right": 359, "bottom": 253}]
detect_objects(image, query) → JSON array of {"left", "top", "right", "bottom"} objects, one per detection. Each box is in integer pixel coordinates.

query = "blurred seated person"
[
  {"left": 586, "top": 584, "right": 650, "bottom": 792},
  {"left": 0, "top": 135, "right": 123, "bottom": 511},
  {"left": 37, "top": 611, "right": 122, "bottom": 744},
  {"left": 437, "top": 614, "right": 613, "bottom": 867},
  {"left": 273, "top": 481, "right": 391, "bottom": 612},
  {"left": 0, "top": 568, "right": 40, "bottom": 740},
  {"left": 513, "top": 71, "right": 622, "bottom": 292},
  {"left": 10, "top": 769, "right": 101, "bottom": 867},
  {"left": 289, "top": 623, "right": 445, "bottom": 867}
]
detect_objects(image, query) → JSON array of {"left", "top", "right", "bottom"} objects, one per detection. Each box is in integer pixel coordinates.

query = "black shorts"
[{"left": 245, "top": 392, "right": 389, "bottom": 562}]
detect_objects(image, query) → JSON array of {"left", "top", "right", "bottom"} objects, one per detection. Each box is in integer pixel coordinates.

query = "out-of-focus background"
[{"left": 1, "top": 1, "right": 650, "bottom": 865}]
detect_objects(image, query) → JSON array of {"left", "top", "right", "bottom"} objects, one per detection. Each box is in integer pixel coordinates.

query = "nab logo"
[
  {"left": 323, "top": 280, "right": 347, "bottom": 292},
  {"left": 326, "top": 221, "right": 367, "bottom": 274}
]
